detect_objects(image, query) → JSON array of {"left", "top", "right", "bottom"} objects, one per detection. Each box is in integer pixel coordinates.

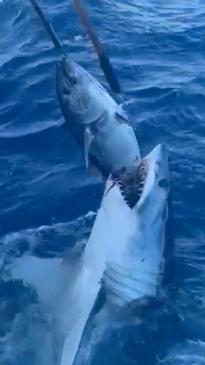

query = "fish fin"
[
  {"left": 115, "top": 112, "right": 126, "bottom": 124},
  {"left": 115, "top": 112, "right": 128, "bottom": 124},
  {"left": 84, "top": 127, "right": 94, "bottom": 169}
]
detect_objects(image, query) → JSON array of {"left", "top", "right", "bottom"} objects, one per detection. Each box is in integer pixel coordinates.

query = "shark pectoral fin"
[{"left": 84, "top": 127, "right": 94, "bottom": 169}]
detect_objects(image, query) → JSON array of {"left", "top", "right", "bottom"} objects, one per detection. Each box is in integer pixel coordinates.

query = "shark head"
[
  {"left": 113, "top": 143, "right": 169, "bottom": 210},
  {"left": 102, "top": 143, "right": 170, "bottom": 307},
  {"left": 137, "top": 143, "right": 170, "bottom": 214}
]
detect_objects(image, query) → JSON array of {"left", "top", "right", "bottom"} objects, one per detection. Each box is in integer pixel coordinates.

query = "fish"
[
  {"left": 28, "top": 0, "right": 141, "bottom": 208},
  {"left": 59, "top": 143, "right": 170, "bottom": 365},
  {"left": 56, "top": 58, "right": 140, "bottom": 186}
]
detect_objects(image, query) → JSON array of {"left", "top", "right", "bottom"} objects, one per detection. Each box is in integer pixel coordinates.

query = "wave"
[
  {"left": 159, "top": 340, "right": 205, "bottom": 365},
  {"left": 0, "top": 212, "right": 96, "bottom": 365}
]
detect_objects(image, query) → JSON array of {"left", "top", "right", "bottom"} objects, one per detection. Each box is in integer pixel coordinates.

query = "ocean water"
[{"left": 0, "top": 0, "right": 205, "bottom": 364}]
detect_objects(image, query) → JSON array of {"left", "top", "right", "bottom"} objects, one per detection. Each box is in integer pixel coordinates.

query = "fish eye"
[{"left": 158, "top": 178, "right": 169, "bottom": 189}]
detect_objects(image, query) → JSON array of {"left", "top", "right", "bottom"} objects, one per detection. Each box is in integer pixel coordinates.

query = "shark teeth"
[{"left": 114, "top": 160, "right": 148, "bottom": 209}]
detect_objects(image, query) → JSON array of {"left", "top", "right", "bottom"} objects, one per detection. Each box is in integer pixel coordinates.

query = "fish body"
[
  {"left": 56, "top": 57, "right": 140, "bottom": 180},
  {"left": 28, "top": 0, "right": 141, "bottom": 206}
]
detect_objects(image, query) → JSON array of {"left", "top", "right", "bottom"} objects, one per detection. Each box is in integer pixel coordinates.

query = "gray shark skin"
[{"left": 59, "top": 144, "right": 171, "bottom": 365}]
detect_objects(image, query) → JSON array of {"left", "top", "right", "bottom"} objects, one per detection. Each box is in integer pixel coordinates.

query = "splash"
[
  {"left": 0, "top": 212, "right": 96, "bottom": 365},
  {"left": 159, "top": 340, "right": 205, "bottom": 365}
]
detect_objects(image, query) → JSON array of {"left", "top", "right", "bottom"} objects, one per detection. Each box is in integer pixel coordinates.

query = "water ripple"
[{"left": 0, "top": 0, "right": 205, "bottom": 364}]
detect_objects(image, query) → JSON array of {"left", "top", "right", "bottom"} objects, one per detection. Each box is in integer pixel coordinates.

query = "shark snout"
[
  {"left": 135, "top": 144, "right": 169, "bottom": 210},
  {"left": 151, "top": 144, "right": 169, "bottom": 190}
]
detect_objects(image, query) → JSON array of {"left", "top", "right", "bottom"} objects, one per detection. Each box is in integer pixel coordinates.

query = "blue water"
[{"left": 1, "top": 0, "right": 205, "bottom": 364}]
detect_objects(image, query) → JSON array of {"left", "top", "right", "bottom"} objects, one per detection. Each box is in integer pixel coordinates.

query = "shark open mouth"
[{"left": 113, "top": 160, "right": 148, "bottom": 209}]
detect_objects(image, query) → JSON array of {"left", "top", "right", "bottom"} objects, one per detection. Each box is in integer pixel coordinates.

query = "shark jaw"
[{"left": 102, "top": 143, "right": 170, "bottom": 307}]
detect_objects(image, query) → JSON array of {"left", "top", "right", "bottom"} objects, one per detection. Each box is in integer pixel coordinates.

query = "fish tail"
[
  {"left": 29, "top": 0, "right": 67, "bottom": 56},
  {"left": 73, "top": 0, "right": 121, "bottom": 93}
]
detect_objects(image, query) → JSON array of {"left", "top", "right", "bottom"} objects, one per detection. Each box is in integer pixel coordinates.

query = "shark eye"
[{"left": 158, "top": 178, "right": 169, "bottom": 189}]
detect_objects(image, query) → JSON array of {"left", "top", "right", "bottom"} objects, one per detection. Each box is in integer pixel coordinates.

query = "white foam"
[
  {"left": 11, "top": 255, "right": 64, "bottom": 310},
  {"left": 159, "top": 340, "right": 205, "bottom": 365}
]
